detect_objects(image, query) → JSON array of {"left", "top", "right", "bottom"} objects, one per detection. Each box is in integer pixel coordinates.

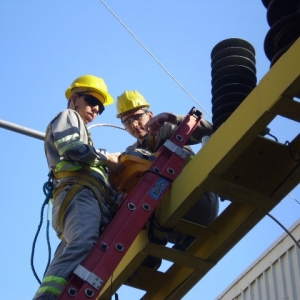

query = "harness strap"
[
  {"left": 58, "top": 184, "right": 83, "bottom": 235},
  {"left": 54, "top": 178, "right": 112, "bottom": 212},
  {"left": 52, "top": 170, "right": 118, "bottom": 240},
  {"left": 54, "top": 170, "right": 114, "bottom": 207}
]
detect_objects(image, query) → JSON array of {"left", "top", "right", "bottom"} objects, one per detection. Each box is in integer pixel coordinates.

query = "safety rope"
[{"left": 30, "top": 174, "right": 53, "bottom": 284}]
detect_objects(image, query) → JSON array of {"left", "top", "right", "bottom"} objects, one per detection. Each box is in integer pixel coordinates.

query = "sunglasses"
[
  {"left": 121, "top": 112, "right": 146, "bottom": 126},
  {"left": 78, "top": 93, "right": 105, "bottom": 115}
]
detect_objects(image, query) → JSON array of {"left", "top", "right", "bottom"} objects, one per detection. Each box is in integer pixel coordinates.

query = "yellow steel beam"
[
  {"left": 99, "top": 37, "right": 300, "bottom": 300},
  {"left": 156, "top": 44, "right": 300, "bottom": 230}
]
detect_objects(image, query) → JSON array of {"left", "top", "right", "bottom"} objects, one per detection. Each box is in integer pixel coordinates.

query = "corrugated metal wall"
[{"left": 217, "top": 219, "right": 300, "bottom": 300}]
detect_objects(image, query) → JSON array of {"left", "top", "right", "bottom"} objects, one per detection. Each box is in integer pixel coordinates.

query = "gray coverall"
[
  {"left": 124, "top": 115, "right": 219, "bottom": 247},
  {"left": 33, "top": 109, "right": 116, "bottom": 300}
]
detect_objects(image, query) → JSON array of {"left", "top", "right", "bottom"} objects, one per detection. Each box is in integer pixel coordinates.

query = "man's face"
[
  {"left": 72, "top": 93, "right": 104, "bottom": 124},
  {"left": 121, "top": 109, "right": 153, "bottom": 140}
]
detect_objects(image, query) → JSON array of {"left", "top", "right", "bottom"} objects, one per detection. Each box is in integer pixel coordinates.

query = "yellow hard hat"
[
  {"left": 116, "top": 90, "right": 150, "bottom": 118},
  {"left": 65, "top": 75, "right": 114, "bottom": 106}
]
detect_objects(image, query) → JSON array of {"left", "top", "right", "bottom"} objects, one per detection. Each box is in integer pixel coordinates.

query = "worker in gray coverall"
[
  {"left": 115, "top": 90, "right": 219, "bottom": 267},
  {"left": 33, "top": 75, "right": 121, "bottom": 300}
]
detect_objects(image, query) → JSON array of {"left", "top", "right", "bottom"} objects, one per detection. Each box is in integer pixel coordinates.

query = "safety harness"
[{"left": 52, "top": 166, "right": 117, "bottom": 239}]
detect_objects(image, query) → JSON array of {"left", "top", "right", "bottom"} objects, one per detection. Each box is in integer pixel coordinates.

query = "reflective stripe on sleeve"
[
  {"left": 54, "top": 133, "right": 82, "bottom": 155},
  {"left": 34, "top": 276, "right": 67, "bottom": 298}
]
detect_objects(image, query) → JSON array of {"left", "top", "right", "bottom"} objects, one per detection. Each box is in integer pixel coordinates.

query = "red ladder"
[{"left": 58, "top": 107, "right": 202, "bottom": 300}]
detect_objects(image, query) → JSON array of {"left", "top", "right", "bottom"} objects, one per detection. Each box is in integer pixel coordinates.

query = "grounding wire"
[{"left": 99, "top": 0, "right": 212, "bottom": 118}]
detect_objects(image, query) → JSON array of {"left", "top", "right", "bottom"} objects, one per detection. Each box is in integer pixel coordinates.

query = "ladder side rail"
[{"left": 58, "top": 108, "right": 202, "bottom": 300}]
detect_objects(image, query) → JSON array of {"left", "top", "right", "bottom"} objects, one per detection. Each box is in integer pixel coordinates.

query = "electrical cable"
[
  {"left": 99, "top": 0, "right": 212, "bottom": 118},
  {"left": 88, "top": 123, "right": 126, "bottom": 131},
  {"left": 266, "top": 132, "right": 278, "bottom": 142},
  {"left": 262, "top": 130, "right": 299, "bottom": 206},
  {"left": 285, "top": 140, "right": 300, "bottom": 162},
  {"left": 267, "top": 213, "right": 300, "bottom": 249},
  {"left": 289, "top": 193, "right": 300, "bottom": 205}
]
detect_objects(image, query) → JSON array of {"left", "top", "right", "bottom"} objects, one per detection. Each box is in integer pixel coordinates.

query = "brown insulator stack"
[
  {"left": 263, "top": 0, "right": 300, "bottom": 66},
  {"left": 211, "top": 38, "right": 257, "bottom": 132}
]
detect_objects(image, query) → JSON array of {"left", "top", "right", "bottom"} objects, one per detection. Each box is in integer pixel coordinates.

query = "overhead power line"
[{"left": 99, "top": 0, "right": 212, "bottom": 118}]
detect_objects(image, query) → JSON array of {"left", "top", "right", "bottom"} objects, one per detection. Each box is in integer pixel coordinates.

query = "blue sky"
[{"left": 0, "top": 1, "right": 299, "bottom": 299}]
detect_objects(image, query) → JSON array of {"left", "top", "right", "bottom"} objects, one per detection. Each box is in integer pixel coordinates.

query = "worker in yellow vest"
[
  {"left": 33, "top": 75, "right": 121, "bottom": 300},
  {"left": 115, "top": 90, "right": 219, "bottom": 259}
]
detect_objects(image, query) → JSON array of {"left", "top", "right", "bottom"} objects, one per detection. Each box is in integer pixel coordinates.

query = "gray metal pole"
[{"left": 0, "top": 119, "right": 45, "bottom": 141}]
